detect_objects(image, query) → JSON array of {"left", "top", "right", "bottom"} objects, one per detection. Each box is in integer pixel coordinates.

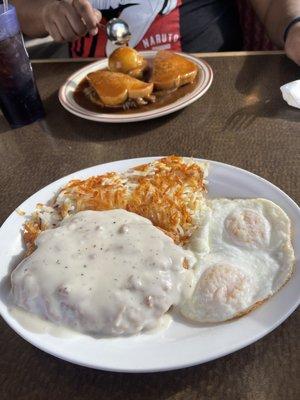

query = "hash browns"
[{"left": 24, "top": 156, "right": 207, "bottom": 251}]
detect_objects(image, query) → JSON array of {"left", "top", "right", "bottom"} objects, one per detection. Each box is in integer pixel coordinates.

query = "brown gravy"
[{"left": 73, "top": 71, "right": 200, "bottom": 115}]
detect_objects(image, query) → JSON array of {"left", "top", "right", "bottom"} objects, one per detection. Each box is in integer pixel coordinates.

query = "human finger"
[
  {"left": 60, "top": 1, "right": 88, "bottom": 37},
  {"left": 55, "top": 14, "right": 80, "bottom": 42},
  {"left": 73, "top": 0, "right": 101, "bottom": 35},
  {"left": 46, "top": 22, "right": 64, "bottom": 42}
]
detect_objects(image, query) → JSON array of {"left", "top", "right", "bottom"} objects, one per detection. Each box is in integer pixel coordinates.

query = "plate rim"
[
  {"left": 0, "top": 157, "right": 299, "bottom": 373},
  {"left": 58, "top": 51, "right": 213, "bottom": 123}
]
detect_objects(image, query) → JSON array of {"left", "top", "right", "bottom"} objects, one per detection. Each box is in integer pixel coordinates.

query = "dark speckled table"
[{"left": 0, "top": 52, "right": 299, "bottom": 400}]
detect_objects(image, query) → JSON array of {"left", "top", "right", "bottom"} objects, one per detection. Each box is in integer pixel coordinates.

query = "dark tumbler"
[{"left": 0, "top": 4, "right": 45, "bottom": 128}]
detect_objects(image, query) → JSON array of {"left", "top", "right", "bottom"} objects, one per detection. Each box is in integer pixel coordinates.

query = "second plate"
[{"left": 58, "top": 51, "right": 213, "bottom": 123}]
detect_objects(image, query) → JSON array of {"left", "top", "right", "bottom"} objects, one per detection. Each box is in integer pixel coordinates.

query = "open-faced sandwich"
[{"left": 74, "top": 48, "right": 200, "bottom": 112}]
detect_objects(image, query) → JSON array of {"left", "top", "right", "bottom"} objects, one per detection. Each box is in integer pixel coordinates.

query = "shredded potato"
[{"left": 23, "top": 156, "right": 207, "bottom": 250}]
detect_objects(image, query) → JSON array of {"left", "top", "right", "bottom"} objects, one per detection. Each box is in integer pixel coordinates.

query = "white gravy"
[
  {"left": 11, "top": 210, "right": 195, "bottom": 336},
  {"left": 9, "top": 306, "right": 76, "bottom": 338}
]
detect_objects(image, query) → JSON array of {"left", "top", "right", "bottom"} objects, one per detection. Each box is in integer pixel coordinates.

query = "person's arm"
[
  {"left": 250, "top": 0, "right": 300, "bottom": 64},
  {"left": 12, "top": 0, "right": 101, "bottom": 42}
]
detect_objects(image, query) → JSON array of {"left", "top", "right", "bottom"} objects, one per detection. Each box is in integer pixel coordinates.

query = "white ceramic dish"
[
  {"left": 0, "top": 157, "right": 299, "bottom": 372},
  {"left": 58, "top": 51, "right": 213, "bottom": 123}
]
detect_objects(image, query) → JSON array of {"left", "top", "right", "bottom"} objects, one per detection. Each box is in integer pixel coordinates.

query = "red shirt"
[
  {"left": 71, "top": 0, "right": 183, "bottom": 58},
  {"left": 69, "top": 0, "right": 274, "bottom": 58}
]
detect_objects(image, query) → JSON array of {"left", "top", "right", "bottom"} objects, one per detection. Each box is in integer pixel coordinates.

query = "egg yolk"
[
  {"left": 225, "top": 209, "right": 270, "bottom": 248},
  {"left": 197, "top": 264, "right": 255, "bottom": 308},
  {"left": 108, "top": 47, "right": 144, "bottom": 74}
]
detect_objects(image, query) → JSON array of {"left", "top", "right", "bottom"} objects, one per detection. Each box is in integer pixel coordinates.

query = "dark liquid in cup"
[{"left": 0, "top": 33, "right": 45, "bottom": 128}]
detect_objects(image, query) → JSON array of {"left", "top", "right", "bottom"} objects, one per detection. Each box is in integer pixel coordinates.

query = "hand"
[
  {"left": 42, "top": 0, "right": 102, "bottom": 43},
  {"left": 285, "top": 21, "right": 300, "bottom": 66}
]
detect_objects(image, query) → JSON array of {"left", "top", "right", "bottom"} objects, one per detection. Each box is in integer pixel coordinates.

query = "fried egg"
[{"left": 180, "top": 198, "right": 295, "bottom": 322}]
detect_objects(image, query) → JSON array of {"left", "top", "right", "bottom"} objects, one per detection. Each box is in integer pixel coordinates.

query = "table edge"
[{"left": 30, "top": 50, "right": 285, "bottom": 63}]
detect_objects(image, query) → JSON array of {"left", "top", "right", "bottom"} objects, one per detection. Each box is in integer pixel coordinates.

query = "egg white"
[{"left": 181, "top": 198, "right": 295, "bottom": 322}]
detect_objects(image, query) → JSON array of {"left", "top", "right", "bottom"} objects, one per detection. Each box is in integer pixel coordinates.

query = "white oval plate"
[
  {"left": 58, "top": 51, "right": 213, "bottom": 123},
  {"left": 0, "top": 157, "right": 299, "bottom": 372}
]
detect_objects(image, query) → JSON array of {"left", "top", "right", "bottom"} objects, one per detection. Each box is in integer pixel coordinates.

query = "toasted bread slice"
[
  {"left": 86, "top": 70, "right": 153, "bottom": 106},
  {"left": 152, "top": 51, "right": 198, "bottom": 91}
]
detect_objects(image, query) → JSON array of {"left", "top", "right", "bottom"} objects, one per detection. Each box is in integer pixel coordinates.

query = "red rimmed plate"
[{"left": 58, "top": 51, "right": 213, "bottom": 123}]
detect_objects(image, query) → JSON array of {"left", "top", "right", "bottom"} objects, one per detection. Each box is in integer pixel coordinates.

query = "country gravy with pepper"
[{"left": 11, "top": 210, "right": 195, "bottom": 336}]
